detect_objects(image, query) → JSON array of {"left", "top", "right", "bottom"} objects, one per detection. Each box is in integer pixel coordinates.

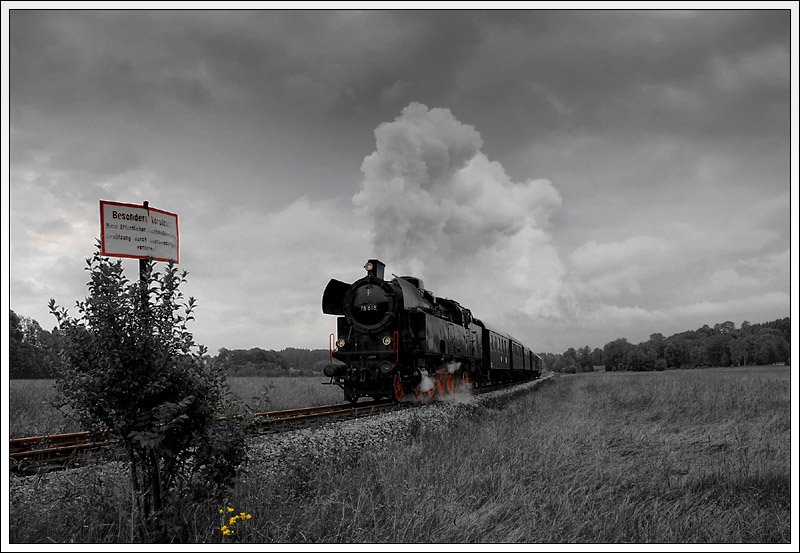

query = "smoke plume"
[{"left": 353, "top": 103, "right": 567, "bottom": 328}]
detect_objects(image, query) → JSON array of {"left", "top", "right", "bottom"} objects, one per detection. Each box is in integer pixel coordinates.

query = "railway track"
[
  {"left": 9, "top": 431, "right": 117, "bottom": 471},
  {"left": 10, "top": 374, "right": 552, "bottom": 472},
  {"left": 9, "top": 399, "right": 408, "bottom": 472},
  {"left": 251, "top": 398, "right": 406, "bottom": 433}
]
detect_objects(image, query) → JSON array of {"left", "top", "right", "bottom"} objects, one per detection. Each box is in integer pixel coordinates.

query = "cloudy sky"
[{"left": 4, "top": 6, "right": 796, "bottom": 355}]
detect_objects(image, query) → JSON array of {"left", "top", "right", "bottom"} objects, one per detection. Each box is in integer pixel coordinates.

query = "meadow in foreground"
[
  {"left": 228, "top": 366, "right": 790, "bottom": 543},
  {"left": 10, "top": 366, "right": 790, "bottom": 543}
]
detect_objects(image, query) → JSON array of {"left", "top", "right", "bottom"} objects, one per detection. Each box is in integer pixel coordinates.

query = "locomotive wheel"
[
  {"left": 345, "top": 391, "right": 359, "bottom": 404},
  {"left": 436, "top": 374, "right": 445, "bottom": 395},
  {"left": 465, "top": 373, "right": 471, "bottom": 386},
  {"left": 393, "top": 373, "right": 405, "bottom": 402},
  {"left": 445, "top": 374, "right": 454, "bottom": 394}
]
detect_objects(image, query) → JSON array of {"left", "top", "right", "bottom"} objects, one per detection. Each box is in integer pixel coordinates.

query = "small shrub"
[{"left": 49, "top": 246, "right": 248, "bottom": 540}]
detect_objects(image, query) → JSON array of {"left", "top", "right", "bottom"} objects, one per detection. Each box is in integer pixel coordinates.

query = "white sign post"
[{"left": 100, "top": 200, "right": 180, "bottom": 263}]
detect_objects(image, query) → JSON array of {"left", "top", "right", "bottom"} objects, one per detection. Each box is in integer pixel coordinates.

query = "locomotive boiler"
[{"left": 322, "top": 259, "right": 542, "bottom": 403}]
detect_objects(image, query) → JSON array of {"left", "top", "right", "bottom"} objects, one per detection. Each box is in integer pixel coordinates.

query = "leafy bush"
[{"left": 49, "top": 247, "right": 248, "bottom": 539}]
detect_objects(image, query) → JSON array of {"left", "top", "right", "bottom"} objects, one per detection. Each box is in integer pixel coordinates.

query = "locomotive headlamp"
[
  {"left": 336, "top": 338, "right": 346, "bottom": 348},
  {"left": 379, "top": 361, "right": 394, "bottom": 375},
  {"left": 382, "top": 335, "right": 392, "bottom": 346},
  {"left": 363, "top": 259, "right": 385, "bottom": 279}
]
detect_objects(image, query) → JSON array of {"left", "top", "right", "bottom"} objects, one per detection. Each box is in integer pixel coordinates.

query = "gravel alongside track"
[{"left": 247, "top": 378, "right": 547, "bottom": 481}]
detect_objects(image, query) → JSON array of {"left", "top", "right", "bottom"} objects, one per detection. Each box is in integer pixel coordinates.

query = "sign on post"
[{"left": 100, "top": 200, "right": 180, "bottom": 263}]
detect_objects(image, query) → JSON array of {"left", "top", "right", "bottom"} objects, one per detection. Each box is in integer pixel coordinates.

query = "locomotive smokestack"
[{"left": 365, "top": 259, "right": 385, "bottom": 280}]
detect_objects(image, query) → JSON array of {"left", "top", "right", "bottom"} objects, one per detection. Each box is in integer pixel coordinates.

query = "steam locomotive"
[{"left": 322, "top": 259, "right": 542, "bottom": 403}]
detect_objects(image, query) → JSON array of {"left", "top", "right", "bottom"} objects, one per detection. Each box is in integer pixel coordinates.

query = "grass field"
[
  {"left": 8, "top": 379, "right": 82, "bottom": 438},
  {"left": 225, "top": 375, "right": 343, "bottom": 412},
  {"left": 9, "top": 366, "right": 792, "bottom": 543},
  {"left": 227, "top": 365, "right": 791, "bottom": 543},
  {"left": 8, "top": 376, "right": 342, "bottom": 437}
]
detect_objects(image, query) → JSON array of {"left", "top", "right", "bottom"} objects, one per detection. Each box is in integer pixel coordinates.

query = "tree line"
[
  {"left": 214, "top": 346, "right": 331, "bottom": 377},
  {"left": 541, "top": 317, "right": 790, "bottom": 373},
  {"left": 9, "top": 309, "right": 331, "bottom": 379},
  {"left": 10, "top": 309, "right": 790, "bottom": 379},
  {"left": 9, "top": 310, "right": 63, "bottom": 378}
]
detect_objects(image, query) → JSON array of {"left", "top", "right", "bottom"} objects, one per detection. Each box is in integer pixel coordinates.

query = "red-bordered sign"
[{"left": 100, "top": 200, "right": 180, "bottom": 263}]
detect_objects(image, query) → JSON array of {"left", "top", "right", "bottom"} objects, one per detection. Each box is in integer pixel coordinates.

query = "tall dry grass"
[
  {"left": 8, "top": 379, "right": 80, "bottom": 438},
  {"left": 9, "top": 376, "right": 342, "bottom": 437},
  {"left": 225, "top": 376, "right": 344, "bottom": 412},
  {"left": 229, "top": 366, "right": 790, "bottom": 543}
]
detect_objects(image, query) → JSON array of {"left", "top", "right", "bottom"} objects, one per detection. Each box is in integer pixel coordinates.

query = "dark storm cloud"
[
  {"left": 10, "top": 10, "right": 789, "bottom": 172},
  {"left": 192, "top": 11, "right": 483, "bottom": 110},
  {"left": 10, "top": 11, "right": 476, "bottom": 115},
  {"left": 8, "top": 10, "right": 488, "bottom": 210},
  {"left": 8, "top": 22, "right": 226, "bottom": 126},
  {"left": 449, "top": 10, "right": 789, "bottom": 155}
]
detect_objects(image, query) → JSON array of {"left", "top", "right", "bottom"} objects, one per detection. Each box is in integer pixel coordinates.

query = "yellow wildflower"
[
  {"left": 227, "top": 507, "right": 234, "bottom": 513},
  {"left": 229, "top": 516, "right": 238, "bottom": 525},
  {"left": 218, "top": 509, "right": 224, "bottom": 514},
  {"left": 245, "top": 514, "right": 252, "bottom": 520}
]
